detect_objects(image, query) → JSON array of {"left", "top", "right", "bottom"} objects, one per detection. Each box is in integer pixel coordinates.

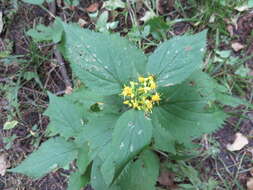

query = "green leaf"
[
  {"left": 75, "top": 113, "right": 119, "bottom": 159},
  {"left": 67, "top": 170, "right": 89, "bottom": 190},
  {"left": 213, "top": 83, "right": 253, "bottom": 108},
  {"left": 96, "top": 11, "right": 109, "bottom": 32},
  {"left": 10, "top": 137, "right": 78, "bottom": 178},
  {"left": 76, "top": 143, "right": 90, "bottom": 173},
  {"left": 60, "top": 21, "right": 147, "bottom": 95},
  {"left": 44, "top": 92, "right": 84, "bottom": 139},
  {"left": 235, "top": 66, "right": 250, "bottom": 77},
  {"left": 22, "top": 0, "right": 44, "bottom": 5},
  {"left": 65, "top": 87, "right": 105, "bottom": 110},
  {"left": 22, "top": 71, "right": 43, "bottom": 88},
  {"left": 147, "top": 31, "right": 207, "bottom": 87},
  {"left": 152, "top": 119, "right": 176, "bottom": 154},
  {"left": 115, "top": 149, "right": 159, "bottom": 190},
  {"left": 27, "top": 18, "right": 63, "bottom": 43},
  {"left": 152, "top": 71, "right": 227, "bottom": 145},
  {"left": 3, "top": 120, "right": 18, "bottom": 130},
  {"left": 64, "top": 0, "right": 79, "bottom": 6},
  {"left": 91, "top": 157, "right": 121, "bottom": 190},
  {"left": 101, "top": 110, "right": 153, "bottom": 185},
  {"left": 145, "top": 16, "right": 170, "bottom": 40}
]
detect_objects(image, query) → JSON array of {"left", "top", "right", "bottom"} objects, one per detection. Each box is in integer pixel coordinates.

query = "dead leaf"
[
  {"left": 0, "top": 11, "right": 3, "bottom": 34},
  {"left": 158, "top": 170, "right": 177, "bottom": 188},
  {"left": 247, "top": 178, "right": 253, "bottom": 190},
  {"left": 56, "top": 0, "right": 62, "bottom": 7},
  {"left": 250, "top": 168, "right": 253, "bottom": 177},
  {"left": 0, "top": 154, "right": 7, "bottom": 176},
  {"left": 209, "top": 14, "right": 215, "bottom": 23},
  {"left": 227, "top": 25, "right": 234, "bottom": 37},
  {"left": 231, "top": 42, "right": 244, "bottom": 52},
  {"left": 65, "top": 86, "right": 73, "bottom": 95},
  {"left": 235, "top": 5, "right": 249, "bottom": 12},
  {"left": 85, "top": 2, "right": 99, "bottom": 12},
  {"left": 78, "top": 18, "right": 88, "bottom": 27},
  {"left": 140, "top": 11, "right": 156, "bottom": 22},
  {"left": 227, "top": 133, "right": 249, "bottom": 151}
]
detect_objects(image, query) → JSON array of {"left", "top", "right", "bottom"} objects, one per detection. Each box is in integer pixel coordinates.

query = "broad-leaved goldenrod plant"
[{"left": 10, "top": 19, "right": 238, "bottom": 190}]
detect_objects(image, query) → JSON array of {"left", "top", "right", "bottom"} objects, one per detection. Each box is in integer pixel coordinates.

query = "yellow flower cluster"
[{"left": 120, "top": 75, "right": 161, "bottom": 112}]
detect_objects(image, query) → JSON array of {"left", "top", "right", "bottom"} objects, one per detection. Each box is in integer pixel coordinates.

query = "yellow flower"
[
  {"left": 120, "top": 75, "right": 161, "bottom": 112},
  {"left": 144, "top": 99, "right": 153, "bottom": 111},
  {"left": 138, "top": 76, "right": 145, "bottom": 83},
  {"left": 152, "top": 93, "right": 161, "bottom": 102},
  {"left": 138, "top": 86, "right": 151, "bottom": 93},
  {"left": 130, "top": 81, "right": 137, "bottom": 88},
  {"left": 123, "top": 100, "right": 130, "bottom": 105},
  {"left": 121, "top": 86, "right": 133, "bottom": 97},
  {"left": 149, "top": 80, "right": 157, "bottom": 89},
  {"left": 148, "top": 75, "right": 154, "bottom": 81},
  {"left": 131, "top": 100, "right": 141, "bottom": 110}
]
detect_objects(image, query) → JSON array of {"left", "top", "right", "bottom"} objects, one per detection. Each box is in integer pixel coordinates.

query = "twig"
[
  {"left": 54, "top": 47, "right": 72, "bottom": 89},
  {"left": 49, "top": 0, "right": 72, "bottom": 94}
]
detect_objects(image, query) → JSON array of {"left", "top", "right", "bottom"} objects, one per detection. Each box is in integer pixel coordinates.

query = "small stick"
[{"left": 49, "top": 0, "right": 72, "bottom": 94}]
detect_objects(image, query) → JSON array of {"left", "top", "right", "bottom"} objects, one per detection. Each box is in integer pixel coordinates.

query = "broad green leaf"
[
  {"left": 60, "top": 21, "right": 147, "bottom": 95},
  {"left": 67, "top": 170, "right": 89, "bottom": 190},
  {"left": 152, "top": 71, "right": 227, "bottom": 144},
  {"left": 65, "top": 87, "right": 123, "bottom": 113},
  {"left": 75, "top": 113, "right": 119, "bottom": 159},
  {"left": 76, "top": 143, "right": 90, "bottom": 173},
  {"left": 152, "top": 119, "right": 176, "bottom": 154},
  {"left": 10, "top": 137, "right": 78, "bottom": 178},
  {"left": 147, "top": 31, "right": 207, "bottom": 87},
  {"left": 115, "top": 149, "right": 159, "bottom": 190},
  {"left": 91, "top": 157, "right": 121, "bottom": 190},
  {"left": 101, "top": 110, "right": 153, "bottom": 185},
  {"left": 3, "top": 120, "right": 18, "bottom": 130},
  {"left": 65, "top": 87, "right": 104, "bottom": 110},
  {"left": 44, "top": 92, "right": 84, "bottom": 139}
]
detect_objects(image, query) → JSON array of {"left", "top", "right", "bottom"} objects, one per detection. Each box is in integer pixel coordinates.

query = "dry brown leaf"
[
  {"left": 85, "top": 3, "right": 99, "bottom": 12},
  {"left": 227, "top": 25, "right": 234, "bottom": 37},
  {"left": 227, "top": 133, "right": 249, "bottom": 151},
  {"left": 56, "top": 0, "right": 62, "bottom": 7},
  {"left": 247, "top": 178, "right": 253, "bottom": 190},
  {"left": 0, "top": 11, "right": 3, "bottom": 34},
  {"left": 232, "top": 42, "right": 244, "bottom": 52},
  {"left": 0, "top": 154, "right": 7, "bottom": 176},
  {"left": 235, "top": 5, "right": 249, "bottom": 12},
  {"left": 78, "top": 18, "right": 88, "bottom": 27},
  {"left": 158, "top": 170, "right": 177, "bottom": 188},
  {"left": 140, "top": 11, "right": 156, "bottom": 22},
  {"left": 65, "top": 86, "right": 73, "bottom": 95}
]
